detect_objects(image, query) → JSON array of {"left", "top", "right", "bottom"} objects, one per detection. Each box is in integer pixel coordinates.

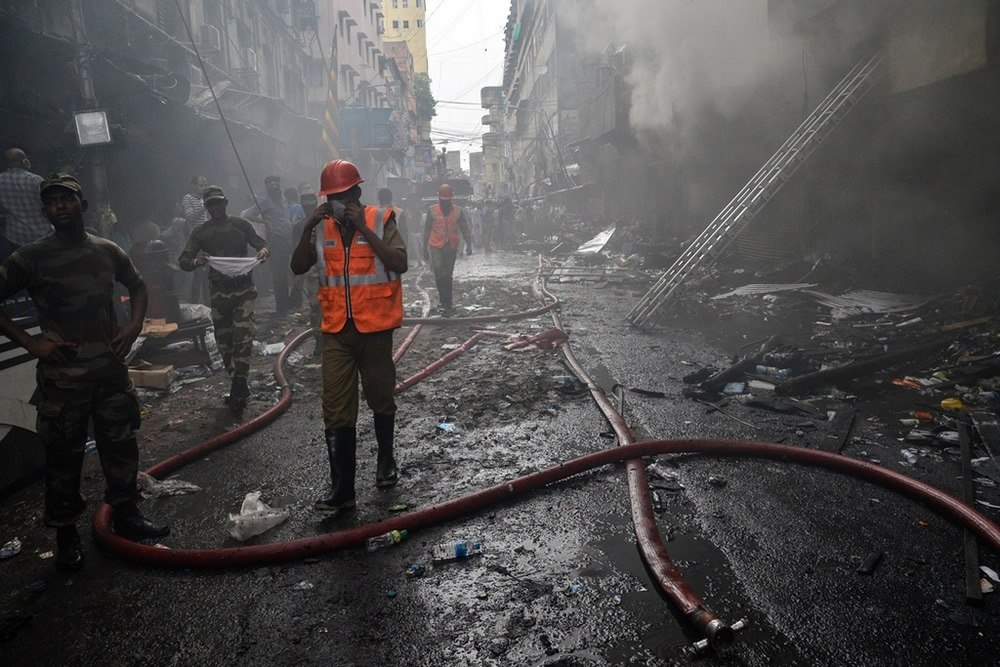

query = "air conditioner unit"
[
  {"left": 241, "top": 48, "right": 258, "bottom": 73},
  {"left": 199, "top": 24, "right": 221, "bottom": 54}
]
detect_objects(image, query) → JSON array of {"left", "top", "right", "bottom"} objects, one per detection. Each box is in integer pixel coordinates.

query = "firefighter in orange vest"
[
  {"left": 423, "top": 183, "right": 472, "bottom": 313},
  {"left": 290, "top": 159, "right": 408, "bottom": 512}
]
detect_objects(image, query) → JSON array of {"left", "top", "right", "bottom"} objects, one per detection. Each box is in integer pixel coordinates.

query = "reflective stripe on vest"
[
  {"left": 314, "top": 206, "right": 403, "bottom": 333},
  {"left": 428, "top": 204, "right": 462, "bottom": 250}
]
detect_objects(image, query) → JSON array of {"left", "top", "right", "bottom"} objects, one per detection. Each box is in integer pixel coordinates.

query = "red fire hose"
[
  {"left": 94, "top": 437, "right": 1000, "bottom": 571},
  {"left": 532, "top": 261, "right": 742, "bottom": 650},
  {"left": 91, "top": 275, "right": 1000, "bottom": 654}
]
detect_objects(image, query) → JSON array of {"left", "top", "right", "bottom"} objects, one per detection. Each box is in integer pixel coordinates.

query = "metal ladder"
[{"left": 626, "top": 52, "right": 884, "bottom": 329}]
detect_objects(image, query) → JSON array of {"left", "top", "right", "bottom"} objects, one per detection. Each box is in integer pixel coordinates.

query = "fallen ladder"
[{"left": 627, "top": 52, "right": 884, "bottom": 329}]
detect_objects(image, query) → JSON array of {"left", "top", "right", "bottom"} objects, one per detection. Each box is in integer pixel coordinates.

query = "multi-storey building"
[
  {"left": 500, "top": 0, "right": 582, "bottom": 199},
  {"left": 380, "top": 0, "right": 427, "bottom": 74},
  {"left": 480, "top": 86, "right": 507, "bottom": 199},
  {"left": 0, "top": 0, "right": 332, "bottom": 225},
  {"left": 305, "top": 1, "right": 411, "bottom": 186},
  {"left": 381, "top": 0, "right": 428, "bottom": 141}
]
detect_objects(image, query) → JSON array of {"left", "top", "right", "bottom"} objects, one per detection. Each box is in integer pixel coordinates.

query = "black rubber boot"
[
  {"left": 315, "top": 427, "right": 356, "bottom": 511},
  {"left": 113, "top": 504, "right": 170, "bottom": 540},
  {"left": 55, "top": 525, "right": 84, "bottom": 572},
  {"left": 374, "top": 413, "right": 398, "bottom": 488},
  {"left": 226, "top": 376, "right": 249, "bottom": 408}
]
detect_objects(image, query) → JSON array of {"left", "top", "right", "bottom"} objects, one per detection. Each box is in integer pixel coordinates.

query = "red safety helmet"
[
  {"left": 318, "top": 159, "right": 364, "bottom": 196},
  {"left": 437, "top": 183, "right": 454, "bottom": 201}
]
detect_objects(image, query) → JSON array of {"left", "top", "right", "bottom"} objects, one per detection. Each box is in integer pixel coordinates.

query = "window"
[
  {"left": 402, "top": 0, "right": 408, "bottom": 7},
  {"left": 392, "top": 20, "right": 399, "bottom": 29},
  {"left": 402, "top": 20, "right": 409, "bottom": 28},
  {"left": 416, "top": 0, "right": 421, "bottom": 6},
  {"left": 416, "top": 19, "right": 423, "bottom": 27},
  {"left": 391, "top": 0, "right": 397, "bottom": 7}
]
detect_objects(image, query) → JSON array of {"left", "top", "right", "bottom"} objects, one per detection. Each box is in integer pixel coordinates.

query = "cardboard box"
[
  {"left": 128, "top": 362, "right": 174, "bottom": 390},
  {"left": 141, "top": 318, "right": 179, "bottom": 337}
]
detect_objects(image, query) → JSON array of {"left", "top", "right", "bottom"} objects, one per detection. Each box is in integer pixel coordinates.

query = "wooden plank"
[
  {"left": 819, "top": 407, "right": 855, "bottom": 453},
  {"left": 961, "top": 424, "right": 983, "bottom": 605}
]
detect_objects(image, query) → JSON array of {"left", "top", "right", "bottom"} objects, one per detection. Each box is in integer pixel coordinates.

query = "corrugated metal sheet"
[{"left": 734, "top": 216, "right": 800, "bottom": 263}]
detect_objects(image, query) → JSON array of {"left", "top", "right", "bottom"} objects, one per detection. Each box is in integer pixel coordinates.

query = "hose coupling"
[{"left": 692, "top": 617, "right": 748, "bottom": 653}]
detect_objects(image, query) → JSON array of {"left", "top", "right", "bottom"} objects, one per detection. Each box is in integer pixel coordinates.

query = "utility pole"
[{"left": 68, "top": 0, "right": 112, "bottom": 237}]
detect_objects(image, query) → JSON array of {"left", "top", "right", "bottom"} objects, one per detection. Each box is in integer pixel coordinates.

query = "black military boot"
[
  {"left": 314, "top": 427, "right": 357, "bottom": 511},
  {"left": 226, "top": 376, "right": 249, "bottom": 408},
  {"left": 55, "top": 525, "right": 84, "bottom": 572},
  {"left": 113, "top": 504, "right": 170, "bottom": 541},
  {"left": 374, "top": 413, "right": 398, "bottom": 488}
]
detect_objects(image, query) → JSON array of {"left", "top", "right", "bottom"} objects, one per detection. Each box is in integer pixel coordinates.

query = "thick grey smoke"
[{"left": 587, "top": 0, "right": 801, "bottom": 133}]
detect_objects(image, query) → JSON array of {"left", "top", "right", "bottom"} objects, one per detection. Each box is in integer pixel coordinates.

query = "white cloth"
[{"left": 206, "top": 256, "right": 263, "bottom": 277}]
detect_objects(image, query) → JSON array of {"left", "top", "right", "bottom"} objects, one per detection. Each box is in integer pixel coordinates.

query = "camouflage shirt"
[
  {"left": 178, "top": 215, "right": 268, "bottom": 287},
  {"left": 0, "top": 233, "right": 144, "bottom": 385}
]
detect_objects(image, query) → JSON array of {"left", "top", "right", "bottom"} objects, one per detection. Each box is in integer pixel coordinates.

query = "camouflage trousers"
[
  {"left": 36, "top": 375, "right": 141, "bottom": 527},
  {"left": 211, "top": 281, "right": 257, "bottom": 379}
]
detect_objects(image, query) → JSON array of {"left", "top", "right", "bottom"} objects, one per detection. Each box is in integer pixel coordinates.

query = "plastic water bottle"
[
  {"left": 430, "top": 539, "right": 483, "bottom": 561},
  {"left": 366, "top": 529, "right": 407, "bottom": 553}
]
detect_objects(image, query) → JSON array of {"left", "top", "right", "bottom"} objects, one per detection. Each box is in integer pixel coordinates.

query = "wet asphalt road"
[{"left": 2, "top": 251, "right": 1000, "bottom": 666}]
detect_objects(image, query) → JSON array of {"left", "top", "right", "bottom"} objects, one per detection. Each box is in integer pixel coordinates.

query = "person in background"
[
  {"left": 181, "top": 176, "right": 210, "bottom": 305},
  {"left": 470, "top": 202, "right": 484, "bottom": 250},
  {"left": 0, "top": 148, "right": 53, "bottom": 263},
  {"left": 242, "top": 175, "right": 292, "bottom": 313},
  {"left": 0, "top": 172, "right": 169, "bottom": 571},
  {"left": 377, "top": 188, "right": 410, "bottom": 257},
  {"left": 290, "top": 191, "right": 320, "bottom": 321},
  {"left": 285, "top": 186, "right": 305, "bottom": 227},
  {"left": 179, "top": 185, "right": 269, "bottom": 408},
  {"left": 423, "top": 183, "right": 472, "bottom": 313},
  {"left": 290, "top": 159, "right": 407, "bottom": 512}
]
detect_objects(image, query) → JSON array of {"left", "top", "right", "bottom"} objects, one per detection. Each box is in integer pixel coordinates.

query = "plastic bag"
[
  {"left": 137, "top": 471, "right": 202, "bottom": 498},
  {"left": 179, "top": 302, "right": 212, "bottom": 324},
  {"left": 227, "top": 491, "right": 289, "bottom": 541}
]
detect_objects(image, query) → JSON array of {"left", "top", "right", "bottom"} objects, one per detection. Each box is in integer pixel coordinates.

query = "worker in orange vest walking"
[
  {"left": 290, "top": 159, "right": 408, "bottom": 512},
  {"left": 422, "top": 183, "right": 472, "bottom": 314}
]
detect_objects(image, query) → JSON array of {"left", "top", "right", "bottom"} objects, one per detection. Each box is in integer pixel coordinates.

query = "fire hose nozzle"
[{"left": 692, "top": 617, "right": 748, "bottom": 653}]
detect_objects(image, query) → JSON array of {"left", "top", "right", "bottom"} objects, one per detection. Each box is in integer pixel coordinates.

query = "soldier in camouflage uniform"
[
  {"left": 178, "top": 185, "right": 269, "bottom": 407},
  {"left": 0, "top": 173, "right": 169, "bottom": 572}
]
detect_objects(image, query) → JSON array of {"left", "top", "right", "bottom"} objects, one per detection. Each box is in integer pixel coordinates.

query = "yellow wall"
[{"left": 382, "top": 0, "right": 427, "bottom": 73}]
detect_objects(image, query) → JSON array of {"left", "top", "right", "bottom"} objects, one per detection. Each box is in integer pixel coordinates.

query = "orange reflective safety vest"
[
  {"left": 427, "top": 203, "right": 462, "bottom": 250},
  {"left": 315, "top": 206, "right": 403, "bottom": 334}
]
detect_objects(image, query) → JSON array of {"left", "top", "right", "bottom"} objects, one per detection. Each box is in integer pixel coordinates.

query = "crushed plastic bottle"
[
  {"left": 940, "top": 397, "right": 964, "bottom": 411},
  {"left": 0, "top": 537, "right": 22, "bottom": 559},
  {"left": 647, "top": 461, "right": 679, "bottom": 483},
  {"left": 366, "top": 529, "right": 407, "bottom": 553},
  {"left": 430, "top": 539, "right": 483, "bottom": 562}
]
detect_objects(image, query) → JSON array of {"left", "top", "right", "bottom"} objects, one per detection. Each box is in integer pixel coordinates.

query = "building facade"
[
  {"left": 380, "top": 0, "right": 427, "bottom": 73},
  {"left": 500, "top": 0, "right": 583, "bottom": 200}
]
